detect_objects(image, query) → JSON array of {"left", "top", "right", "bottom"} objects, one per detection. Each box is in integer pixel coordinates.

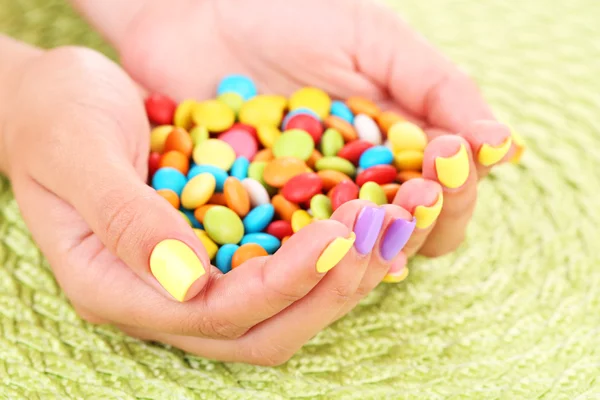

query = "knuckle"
[
  {"left": 102, "top": 193, "right": 148, "bottom": 255},
  {"left": 328, "top": 284, "right": 354, "bottom": 306},
  {"left": 186, "top": 314, "right": 247, "bottom": 340},
  {"left": 260, "top": 264, "right": 303, "bottom": 313}
]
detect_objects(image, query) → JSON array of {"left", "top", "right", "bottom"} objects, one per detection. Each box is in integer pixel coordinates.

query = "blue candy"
[
  {"left": 330, "top": 101, "right": 354, "bottom": 124},
  {"left": 152, "top": 167, "right": 187, "bottom": 196},
  {"left": 230, "top": 157, "right": 250, "bottom": 181},
  {"left": 216, "top": 244, "right": 239, "bottom": 274},
  {"left": 188, "top": 164, "right": 228, "bottom": 192},
  {"left": 241, "top": 233, "right": 281, "bottom": 254},
  {"left": 217, "top": 74, "right": 257, "bottom": 101},
  {"left": 282, "top": 108, "right": 321, "bottom": 129},
  {"left": 243, "top": 204, "right": 275, "bottom": 233},
  {"left": 180, "top": 208, "right": 203, "bottom": 229},
  {"left": 358, "top": 146, "right": 394, "bottom": 169}
]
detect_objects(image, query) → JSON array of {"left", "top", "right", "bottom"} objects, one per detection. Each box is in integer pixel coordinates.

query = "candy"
[
  {"left": 257, "top": 125, "right": 281, "bottom": 149},
  {"left": 164, "top": 127, "right": 193, "bottom": 158},
  {"left": 224, "top": 177, "right": 251, "bottom": 217},
  {"left": 291, "top": 209, "right": 313, "bottom": 233},
  {"left": 232, "top": 243, "right": 268, "bottom": 269},
  {"left": 337, "top": 140, "right": 374, "bottom": 165},
  {"left": 388, "top": 121, "right": 427, "bottom": 152},
  {"left": 194, "top": 229, "right": 218, "bottom": 260},
  {"left": 148, "top": 152, "right": 161, "bottom": 178},
  {"left": 151, "top": 125, "right": 174, "bottom": 153},
  {"left": 317, "top": 170, "right": 352, "bottom": 191},
  {"left": 193, "top": 139, "right": 236, "bottom": 171},
  {"left": 354, "top": 114, "right": 382, "bottom": 145},
  {"left": 192, "top": 99, "right": 235, "bottom": 132},
  {"left": 253, "top": 148, "right": 274, "bottom": 162},
  {"left": 272, "top": 194, "right": 300, "bottom": 221},
  {"left": 203, "top": 206, "right": 245, "bottom": 245},
  {"left": 230, "top": 123, "right": 258, "bottom": 140},
  {"left": 181, "top": 173, "right": 216, "bottom": 209},
  {"left": 356, "top": 165, "right": 397, "bottom": 187},
  {"left": 218, "top": 92, "right": 244, "bottom": 115},
  {"left": 239, "top": 95, "right": 286, "bottom": 127},
  {"left": 208, "top": 192, "right": 228, "bottom": 206},
  {"left": 230, "top": 157, "right": 250, "bottom": 181},
  {"left": 145, "top": 93, "right": 177, "bottom": 125},
  {"left": 310, "top": 194, "right": 333, "bottom": 220},
  {"left": 265, "top": 220, "right": 293, "bottom": 240},
  {"left": 382, "top": 183, "right": 401, "bottom": 203},
  {"left": 330, "top": 100, "right": 354, "bottom": 124},
  {"left": 397, "top": 170, "right": 422, "bottom": 183},
  {"left": 394, "top": 150, "right": 424, "bottom": 171},
  {"left": 241, "top": 178, "right": 271, "bottom": 207},
  {"left": 174, "top": 99, "right": 196, "bottom": 130},
  {"left": 157, "top": 189, "right": 180, "bottom": 209},
  {"left": 263, "top": 157, "right": 307, "bottom": 188},
  {"left": 194, "top": 204, "right": 215, "bottom": 224},
  {"left": 377, "top": 111, "right": 404, "bottom": 134},
  {"left": 248, "top": 161, "right": 276, "bottom": 194},
  {"left": 358, "top": 146, "right": 394, "bottom": 169},
  {"left": 320, "top": 128, "right": 345, "bottom": 157},
  {"left": 282, "top": 108, "right": 321, "bottom": 128},
  {"left": 159, "top": 150, "right": 190, "bottom": 174},
  {"left": 346, "top": 96, "right": 380, "bottom": 119},
  {"left": 289, "top": 87, "right": 331, "bottom": 120},
  {"left": 216, "top": 244, "right": 239, "bottom": 274},
  {"left": 324, "top": 116, "right": 358, "bottom": 142},
  {"left": 152, "top": 167, "right": 187, "bottom": 196},
  {"left": 315, "top": 156, "right": 356, "bottom": 177},
  {"left": 217, "top": 74, "right": 257, "bottom": 101},
  {"left": 180, "top": 207, "right": 202, "bottom": 228},
  {"left": 240, "top": 233, "right": 281, "bottom": 254},
  {"left": 272, "top": 129, "right": 315, "bottom": 161},
  {"left": 330, "top": 180, "right": 359, "bottom": 210},
  {"left": 243, "top": 204, "right": 275, "bottom": 233},
  {"left": 190, "top": 126, "right": 209, "bottom": 146},
  {"left": 285, "top": 113, "right": 324, "bottom": 143},
  {"left": 306, "top": 149, "right": 323, "bottom": 169},
  {"left": 282, "top": 173, "right": 323, "bottom": 203},
  {"left": 359, "top": 182, "right": 387, "bottom": 205},
  {"left": 219, "top": 128, "right": 258, "bottom": 160},
  {"left": 188, "top": 164, "right": 228, "bottom": 191}
]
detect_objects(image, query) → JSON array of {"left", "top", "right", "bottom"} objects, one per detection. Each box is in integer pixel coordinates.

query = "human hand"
[{"left": 3, "top": 46, "right": 416, "bottom": 365}]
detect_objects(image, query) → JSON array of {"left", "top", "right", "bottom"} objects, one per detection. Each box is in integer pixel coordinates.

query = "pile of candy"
[{"left": 145, "top": 75, "right": 428, "bottom": 273}]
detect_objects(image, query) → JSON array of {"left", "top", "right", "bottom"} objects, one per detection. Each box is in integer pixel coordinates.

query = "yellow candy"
[
  {"left": 291, "top": 209, "right": 313, "bottom": 233},
  {"left": 388, "top": 121, "right": 428, "bottom": 153},
  {"left": 289, "top": 87, "right": 331, "bottom": 120},
  {"left": 193, "top": 139, "right": 236, "bottom": 171},
  {"left": 194, "top": 229, "right": 219, "bottom": 260},
  {"left": 394, "top": 150, "right": 424, "bottom": 171},
  {"left": 192, "top": 100, "right": 235, "bottom": 132},
  {"left": 190, "top": 126, "right": 209, "bottom": 146},
  {"left": 218, "top": 92, "right": 244, "bottom": 115},
  {"left": 257, "top": 125, "right": 281, "bottom": 149},
  {"left": 181, "top": 173, "right": 216, "bottom": 209},
  {"left": 239, "top": 95, "right": 287, "bottom": 128},
  {"left": 150, "top": 125, "right": 174, "bottom": 153},
  {"left": 174, "top": 99, "right": 196, "bottom": 130}
]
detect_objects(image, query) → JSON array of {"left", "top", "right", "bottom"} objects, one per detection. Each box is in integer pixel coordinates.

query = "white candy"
[
  {"left": 353, "top": 114, "right": 382, "bottom": 145},
  {"left": 242, "top": 178, "right": 270, "bottom": 207}
]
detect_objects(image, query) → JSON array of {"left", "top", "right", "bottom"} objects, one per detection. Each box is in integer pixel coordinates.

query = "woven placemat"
[{"left": 2, "top": 0, "right": 600, "bottom": 398}]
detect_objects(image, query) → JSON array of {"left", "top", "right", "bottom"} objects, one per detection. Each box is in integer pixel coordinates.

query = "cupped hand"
[{"left": 4, "top": 46, "right": 415, "bottom": 365}]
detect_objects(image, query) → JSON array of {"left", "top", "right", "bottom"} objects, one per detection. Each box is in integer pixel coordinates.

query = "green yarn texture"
[{"left": 2, "top": 0, "right": 600, "bottom": 398}]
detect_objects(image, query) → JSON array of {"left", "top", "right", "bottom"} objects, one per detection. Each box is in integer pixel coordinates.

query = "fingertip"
[
  {"left": 459, "top": 120, "right": 513, "bottom": 168},
  {"left": 423, "top": 135, "right": 475, "bottom": 191}
]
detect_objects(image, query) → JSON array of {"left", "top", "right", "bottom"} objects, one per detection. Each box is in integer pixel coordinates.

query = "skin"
[{"left": 0, "top": 0, "right": 515, "bottom": 365}]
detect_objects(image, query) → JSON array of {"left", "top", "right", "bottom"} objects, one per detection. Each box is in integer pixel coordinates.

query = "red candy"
[
  {"left": 219, "top": 128, "right": 258, "bottom": 160},
  {"left": 230, "top": 123, "right": 258, "bottom": 141},
  {"left": 281, "top": 173, "right": 323, "bottom": 203},
  {"left": 148, "top": 151, "right": 161, "bottom": 180},
  {"left": 266, "top": 220, "right": 294, "bottom": 240},
  {"left": 330, "top": 180, "right": 359, "bottom": 210},
  {"left": 355, "top": 165, "right": 397, "bottom": 186},
  {"left": 285, "top": 114, "right": 324, "bottom": 144},
  {"left": 145, "top": 93, "right": 177, "bottom": 125},
  {"left": 337, "top": 140, "right": 374, "bottom": 165}
]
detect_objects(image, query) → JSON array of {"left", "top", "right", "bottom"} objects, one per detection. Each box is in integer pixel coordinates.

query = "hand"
[{"left": 3, "top": 46, "right": 415, "bottom": 365}]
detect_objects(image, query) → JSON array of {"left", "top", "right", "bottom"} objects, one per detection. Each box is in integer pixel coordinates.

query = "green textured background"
[{"left": 1, "top": 0, "right": 600, "bottom": 398}]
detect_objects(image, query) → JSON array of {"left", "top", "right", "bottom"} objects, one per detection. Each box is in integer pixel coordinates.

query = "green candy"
[
  {"left": 218, "top": 92, "right": 244, "bottom": 116},
  {"left": 248, "top": 161, "right": 277, "bottom": 196},
  {"left": 315, "top": 156, "right": 356, "bottom": 177},
  {"left": 320, "top": 128, "right": 345, "bottom": 157},
  {"left": 190, "top": 126, "right": 209, "bottom": 146},
  {"left": 272, "top": 129, "right": 315, "bottom": 161},
  {"left": 359, "top": 182, "right": 387, "bottom": 206},
  {"left": 310, "top": 194, "right": 333, "bottom": 220},
  {"left": 203, "top": 206, "right": 244, "bottom": 244}
]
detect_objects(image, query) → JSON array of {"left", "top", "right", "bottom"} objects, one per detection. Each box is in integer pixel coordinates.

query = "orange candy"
[
  {"left": 194, "top": 204, "right": 215, "bottom": 224},
  {"left": 159, "top": 151, "right": 189, "bottom": 174},
  {"left": 263, "top": 157, "right": 307, "bottom": 188},
  {"left": 163, "top": 127, "right": 193, "bottom": 158},
  {"left": 157, "top": 189, "right": 180, "bottom": 209},
  {"left": 324, "top": 116, "right": 358, "bottom": 142},
  {"left": 231, "top": 243, "right": 268, "bottom": 269},
  {"left": 381, "top": 183, "right": 401, "bottom": 203},
  {"left": 306, "top": 149, "right": 323, "bottom": 169},
  {"left": 208, "top": 192, "right": 228, "bottom": 206},
  {"left": 377, "top": 111, "right": 405, "bottom": 135},
  {"left": 346, "top": 96, "right": 381, "bottom": 119},
  {"left": 317, "top": 170, "right": 352, "bottom": 191},
  {"left": 397, "top": 170, "right": 422, "bottom": 183},
  {"left": 253, "top": 148, "right": 274, "bottom": 162},
  {"left": 281, "top": 236, "right": 291, "bottom": 245},
  {"left": 271, "top": 194, "right": 300, "bottom": 221},
  {"left": 224, "top": 177, "right": 251, "bottom": 217}
]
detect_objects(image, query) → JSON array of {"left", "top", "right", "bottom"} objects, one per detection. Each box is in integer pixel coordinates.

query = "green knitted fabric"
[{"left": 1, "top": 0, "right": 600, "bottom": 398}]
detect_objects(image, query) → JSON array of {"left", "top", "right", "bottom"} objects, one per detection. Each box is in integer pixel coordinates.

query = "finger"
[
  {"left": 457, "top": 120, "right": 514, "bottom": 178},
  {"left": 392, "top": 178, "right": 444, "bottom": 257},
  {"left": 419, "top": 135, "right": 478, "bottom": 257}
]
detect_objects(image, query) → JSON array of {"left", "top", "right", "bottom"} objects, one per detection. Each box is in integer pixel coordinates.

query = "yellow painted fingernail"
[
  {"left": 383, "top": 267, "right": 409, "bottom": 283},
  {"left": 434, "top": 144, "right": 470, "bottom": 189},
  {"left": 150, "top": 239, "right": 206, "bottom": 302},
  {"left": 316, "top": 232, "right": 356, "bottom": 273},
  {"left": 478, "top": 137, "right": 513, "bottom": 166},
  {"left": 509, "top": 127, "right": 526, "bottom": 164},
  {"left": 414, "top": 193, "right": 444, "bottom": 229}
]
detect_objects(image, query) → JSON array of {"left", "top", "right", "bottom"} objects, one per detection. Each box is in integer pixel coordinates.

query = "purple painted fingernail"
[
  {"left": 380, "top": 218, "right": 417, "bottom": 261},
  {"left": 353, "top": 206, "right": 386, "bottom": 255}
]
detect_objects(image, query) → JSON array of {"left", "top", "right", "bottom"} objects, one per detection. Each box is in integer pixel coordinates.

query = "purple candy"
[
  {"left": 353, "top": 206, "right": 386, "bottom": 255},
  {"left": 380, "top": 218, "right": 417, "bottom": 261}
]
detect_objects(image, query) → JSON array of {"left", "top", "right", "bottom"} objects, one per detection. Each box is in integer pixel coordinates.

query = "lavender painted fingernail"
[
  {"left": 353, "top": 206, "right": 386, "bottom": 254},
  {"left": 380, "top": 218, "right": 417, "bottom": 261}
]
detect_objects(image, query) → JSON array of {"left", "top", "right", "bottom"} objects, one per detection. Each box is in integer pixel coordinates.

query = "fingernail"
[
  {"left": 316, "top": 232, "right": 356, "bottom": 273},
  {"left": 380, "top": 218, "right": 416, "bottom": 261},
  {"left": 414, "top": 193, "right": 444, "bottom": 229},
  {"left": 508, "top": 126, "right": 526, "bottom": 164},
  {"left": 434, "top": 144, "right": 470, "bottom": 189},
  {"left": 478, "top": 137, "right": 513, "bottom": 166},
  {"left": 150, "top": 239, "right": 206, "bottom": 302},
  {"left": 353, "top": 206, "right": 386, "bottom": 254},
  {"left": 383, "top": 267, "right": 409, "bottom": 283}
]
